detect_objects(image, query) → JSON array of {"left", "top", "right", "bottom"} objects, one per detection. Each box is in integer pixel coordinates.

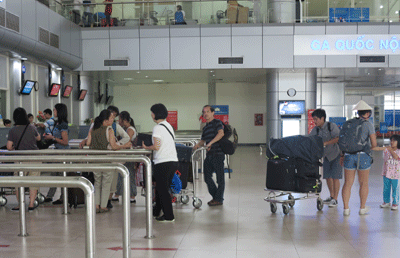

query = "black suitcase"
[
  {"left": 176, "top": 144, "right": 192, "bottom": 162},
  {"left": 176, "top": 162, "right": 191, "bottom": 189},
  {"left": 68, "top": 172, "right": 94, "bottom": 208},
  {"left": 296, "top": 158, "right": 320, "bottom": 177},
  {"left": 295, "top": 174, "right": 322, "bottom": 193},
  {"left": 266, "top": 158, "right": 296, "bottom": 191}
]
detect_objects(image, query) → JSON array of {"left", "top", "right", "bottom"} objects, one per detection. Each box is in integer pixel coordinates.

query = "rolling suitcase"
[
  {"left": 176, "top": 162, "right": 191, "bottom": 189},
  {"left": 295, "top": 174, "right": 322, "bottom": 193},
  {"left": 68, "top": 172, "right": 95, "bottom": 208},
  {"left": 266, "top": 158, "right": 296, "bottom": 191},
  {"left": 295, "top": 158, "right": 320, "bottom": 177}
]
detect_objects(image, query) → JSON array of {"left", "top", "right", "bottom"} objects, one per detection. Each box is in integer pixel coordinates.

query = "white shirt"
[
  {"left": 152, "top": 121, "right": 178, "bottom": 165},
  {"left": 126, "top": 126, "right": 137, "bottom": 141}
]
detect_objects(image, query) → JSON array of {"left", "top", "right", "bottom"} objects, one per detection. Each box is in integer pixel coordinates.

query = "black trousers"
[{"left": 153, "top": 162, "right": 176, "bottom": 220}]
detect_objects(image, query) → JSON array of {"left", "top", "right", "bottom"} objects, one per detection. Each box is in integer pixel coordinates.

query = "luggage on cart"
[
  {"left": 295, "top": 158, "right": 320, "bottom": 177},
  {"left": 295, "top": 174, "right": 322, "bottom": 193},
  {"left": 266, "top": 158, "right": 296, "bottom": 191},
  {"left": 176, "top": 162, "right": 191, "bottom": 189},
  {"left": 176, "top": 144, "right": 193, "bottom": 189},
  {"left": 68, "top": 172, "right": 94, "bottom": 208}
]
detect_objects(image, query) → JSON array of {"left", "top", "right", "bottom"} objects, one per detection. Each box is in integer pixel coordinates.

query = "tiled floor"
[{"left": 0, "top": 146, "right": 399, "bottom": 257}]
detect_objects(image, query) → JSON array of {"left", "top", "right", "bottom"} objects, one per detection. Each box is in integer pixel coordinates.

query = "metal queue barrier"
[
  {"left": 0, "top": 175, "right": 95, "bottom": 258},
  {"left": 0, "top": 159, "right": 136, "bottom": 258}
]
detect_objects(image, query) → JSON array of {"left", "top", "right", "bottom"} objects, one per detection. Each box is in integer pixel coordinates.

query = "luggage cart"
[{"left": 264, "top": 189, "right": 324, "bottom": 215}]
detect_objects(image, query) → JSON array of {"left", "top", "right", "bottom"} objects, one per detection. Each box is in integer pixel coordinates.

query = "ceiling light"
[
  {"left": 21, "top": 57, "right": 28, "bottom": 61},
  {"left": 213, "top": 75, "right": 215, "bottom": 77},
  {"left": 210, "top": 70, "right": 214, "bottom": 73},
  {"left": 396, "top": 11, "right": 399, "bottom": 14},
  {"left": 145, "top": 76, "right": 149, "bottom": 78},
  {"left": 380, "top": 5, "right": 384, "bottom": 9},
  {"left": 124, "top": 78, "right": 133, "bottom": 80},
  {"left": 390, "top": 20, "right": 393, "bottom": 23},
  {"left": 153, "top": 80, "right": 164, "bottom": 82},
  {"left": 56, "top": 67, "right": 62, "bottom": 71},
  {"left": 136, "top": 71, "right": 140, "bottom": 74}
]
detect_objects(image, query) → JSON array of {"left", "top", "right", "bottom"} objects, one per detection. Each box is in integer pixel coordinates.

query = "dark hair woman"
[
  {"left": 43, "top": 103, "right": 70, "bottom": 205},
  {"left": 7, "top": 107, "right": 41, "bottom": 211},
  {"left": 87, "top": 109, "right": 132, "bottom": 213},
  {"left": 142, "top": 103, "right": 178, "bottom": 222},
  {"left": 113, "top": 111, "right": 138, "bottom": 203}
]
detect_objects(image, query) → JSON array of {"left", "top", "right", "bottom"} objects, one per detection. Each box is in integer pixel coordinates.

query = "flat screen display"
[
  {"left": 20, "top": 80, "right": 36, "bottom": 95},
  {"left": 78, "top": 89, "right": 88, "bottom": 101},
  {"left": 279, "top": 101, "right": 305, "bottom": 115},
  {"left": 62, "top": 85, "right": 73, "bottom": 98},
  {"left": 49, "top": 83, "right": 61, "bottom": 97}
]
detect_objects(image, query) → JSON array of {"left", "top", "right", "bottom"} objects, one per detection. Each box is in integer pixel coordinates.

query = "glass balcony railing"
[{"left": 44, "top": 0, "right": 400, "bottom": 27}]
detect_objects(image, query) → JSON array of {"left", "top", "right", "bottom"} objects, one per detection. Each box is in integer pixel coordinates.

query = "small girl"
[{"left": 377, "top": 134, "right": 400, "bottom": 210}]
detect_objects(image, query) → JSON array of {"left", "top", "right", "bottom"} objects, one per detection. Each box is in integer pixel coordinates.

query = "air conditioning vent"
[
  {"left": 50, "top": 33, "right": 59, "bottom": 48},
  {"left": 104, "top": 59, "right": 129, "bottom": 66},
  {"left": 0, "top": 8, "right": 5, "bottom": 27},
  {"left": 6, "top": 11, "right": 19, "bottom": 32},
  {"left": 218, "top": 57, "right": 243, "bottom": 64},
  {"left": 39, "top": 27, "right": 49, "bottom": 45}
]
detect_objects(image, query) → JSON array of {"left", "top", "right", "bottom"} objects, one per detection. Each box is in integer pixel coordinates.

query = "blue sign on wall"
[
  {"left": 212, "top": 105, "right": 229, "bottom": 115},
  {"left": 384, "top": 110, "right": 400, "bottom": 130},
  {"left": 329, "top": 8, "right": 369, "bottom": 23},
  {"left": 380, "top": 122, "right": 388, "bottom": 134}
]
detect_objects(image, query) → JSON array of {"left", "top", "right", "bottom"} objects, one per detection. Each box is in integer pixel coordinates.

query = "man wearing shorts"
[{"left": 310, "top": 109, "right": 342, "bottom": 207}]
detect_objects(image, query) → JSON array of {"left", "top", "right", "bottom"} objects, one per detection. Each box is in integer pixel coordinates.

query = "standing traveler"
[
  {"left": 37, "top": 108, "right": 55, "bottom": 135},
  {"left": 375, "top": 135, "right": 400, "bottom": 210},
  {"left": 103, "top": 0, "right": 113, "bottom": 26},
  {"left": 309, "top": 109, "right": 341, "bottom": 207},
  {"left": 193, "top": 105, "right": 225, "bottom": 206},
  {"left": 174, "top": 5, "right": 186, "bottom": 25},
  {"left": 340, "top": 100, "right": 378, "bottom": 216},
  {"left": 7, "top": 107, "right": 41, "bottom": 211},
  {"left": 142, "top": 103, "right": 178, "bottom": 222},
  {"left": 87, "top": 109, "right": 132, "bottom": 213},
  {"left": 43, "top": 104, "right": 70, "bottom": 205},
  {"left": 113, "top": 111, "right": 138, "bottom": 203}
]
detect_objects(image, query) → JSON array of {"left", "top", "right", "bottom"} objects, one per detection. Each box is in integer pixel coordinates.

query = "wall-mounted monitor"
[
  {"left": 62, "top": 85, "right": 73, "bottom": 98},
  {"left": 20, "top": 80, "right": 37, "bottom": 95},
  {"left": 279, "top": 101, "right": 305, "bottom": 116},
  {"left": 106, "top": 96, "right": 113, "bottom": 105},
  {"left": 78, "top": 89, "right": 88, "bottom": 101},
  {"left": 49, "top": 83, "right": 61, "bottom": 97}
]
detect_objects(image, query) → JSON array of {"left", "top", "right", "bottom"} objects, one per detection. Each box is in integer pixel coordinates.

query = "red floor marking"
[
  {"left": 107, "top": 247, "right": 177, "bottom": 251},
  {"left": 0, "top": 245, "right": 10, "bottom": 248}
]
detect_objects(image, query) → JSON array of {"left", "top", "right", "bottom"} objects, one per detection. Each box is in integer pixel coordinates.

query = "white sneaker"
[
  {"left": 324, "top": 197, "right": 333, "bottom": 203},
  {"left": 380, "top": 203, "right": 391, "bottom": 208},
  {"left": 328, "top": 199, "right": 338, "bottom": 207},
  {"left": 391, "top": 205, "right": 398, "bottom": 210},
  {"left": 359, "top": 206, "right": 370, "bottom": 215},
  {"left": 343, "top": 209, "right": 350, "bottom": 216}
]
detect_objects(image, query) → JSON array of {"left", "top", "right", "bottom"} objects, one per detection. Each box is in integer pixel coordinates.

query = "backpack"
[
  {"left": 338, "top": 118, "right": 369, "bottom": 154},
  {"left": 175, "top": 11, "right": 184, "bottom": 23},
  {"left": 213, "top": 120, "right": 238, "bottom": 155}
]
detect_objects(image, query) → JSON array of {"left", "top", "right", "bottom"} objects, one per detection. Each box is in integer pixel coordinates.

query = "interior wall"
[{"left": 316, "top": 82, "right": 345, "bottom": 119}]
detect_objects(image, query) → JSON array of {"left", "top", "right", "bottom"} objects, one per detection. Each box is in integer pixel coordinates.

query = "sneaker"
[
  {"left": 328, "top": 199, "right": 338, "bottom": 207},
  {"left": 209, "top": 200, "right": 223, "bottom": 206},
  {"left": 11, "top": 207, "right": 19, "bottom": 211},
  {"left": 52, "top": 199, "right": 63, "bottom": 205},
  {"left": 44, "top": 197, "right": 53, "bottom": 203},
  {"left": 155, "top": 215, "right": 175, "bottom": 222},
  {"left": 359, "top": 206, "right": 370, "bottom": 215},
  {"left": 391, "top": 204, "right": 398, "bottom": 210},
  {"left": 207, "top": 199, "right": 215, "bottom": 206},
  {"left": 324, "top": 197, "right": 333, "bottom": 203},
  {"left": 28, "top": 206, "right": 37, "bottom": 212},
  {"left": 111, "top": 197, "right": 119, "bottom": 202},
  {"left": 130, "top": 199, "right": 136, "bottom": 203},
  {"left": 380, "top": 203, "right": 391, "bottom": 208},
  {"left": 343, "top": 209, "right": 350, "bottom": 216},
  {"left": 107, "top": 200, "right": 113, "bottom": 209}
]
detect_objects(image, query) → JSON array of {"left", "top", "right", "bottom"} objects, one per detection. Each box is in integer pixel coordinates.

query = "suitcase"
[
  {"left": 176, "top": 162, "right": 191, "bottom": 189},
  {"left": 295, "top": 158, "right": 320, "bottom": 177},
  {"left": 68, "top": 172, "right": 94, "bottom": 208},
  {"left": 295, "top": 174, "right": 322, "bottom": 193},
  {"left": 266, "top": 158, "right": 296, "bottom": 191},
  {"left": 176, "top": 144, "right": 192, "bottom": 162},
  {"left": 134, "top": 133, "right": 153, "bottom": 147}
]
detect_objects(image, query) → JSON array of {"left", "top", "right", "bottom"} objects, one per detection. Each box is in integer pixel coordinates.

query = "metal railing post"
[
  {"left": 62, "top": 162, "right": 69, "bottom": 214},
  {"left": 142, "top": 157, "right": 154, "bottom": 239},
  {"left": 116, "top": 164, "right": 131, "bottom": 255},
  {"left": 18, "top": 170, "right": 27, "bottom": 237}
]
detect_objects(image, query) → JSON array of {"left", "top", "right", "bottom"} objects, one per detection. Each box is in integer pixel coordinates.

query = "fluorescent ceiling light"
[
  {"left": 21, "top": 57, "right": 28, "bottom": 61},
  {"left": 380, "top": 5, "right": 383, "bottom": 9},
  {"left": 136, "top": 71, "right": 140, "bottom": 74},
  {"left": 153, "top": 80, "right": 164, "bottom": 82},
  {"left": 56, "top": 68, "right": 62, "bottom": 70},
  {"left": 124, "top": 78, "right": 133, "bottom": 80},
  {"left": 145, "top": 76, "right": 149, "bottom": 78},
  {"left": 396, "top": 11, "right": 399, "bottom": 14}
]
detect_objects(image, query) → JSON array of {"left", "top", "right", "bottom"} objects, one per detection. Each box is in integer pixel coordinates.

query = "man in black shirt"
[{"left": 194, "top": 105, "right": 225, "bottom": 206}]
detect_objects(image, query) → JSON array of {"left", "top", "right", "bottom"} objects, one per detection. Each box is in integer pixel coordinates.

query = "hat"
[{"left": 353, "top": 100, "right": 372, "bottom": 111}]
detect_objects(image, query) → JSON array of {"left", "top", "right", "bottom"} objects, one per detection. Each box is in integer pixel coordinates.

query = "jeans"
[
  {"left": 204, "top": 154, "right": 225, "bottom": 203},
  {"left": 82, "top": 12, "right": 93, "bottom": 27},
  {"left": 153, "top": 162, "right": 176, "bottom": 220},
  {"left": 383, "top": 176, "right": 399, "bottom": 205}
]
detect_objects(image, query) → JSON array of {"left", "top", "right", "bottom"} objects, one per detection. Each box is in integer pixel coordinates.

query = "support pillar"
[
  {"left": 266, "top": 69, "right": 280, "bottom": 141},
  {"left": 304, "top": 68, "right": 317, "bottom": 134}
]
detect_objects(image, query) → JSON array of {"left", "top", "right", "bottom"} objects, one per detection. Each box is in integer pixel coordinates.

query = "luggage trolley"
[
  {"left": 264, "top": 189, "right": 324, "bottom": 215},
  {"left": 175, "top": 143, "right": 203, "bottom": 209}
]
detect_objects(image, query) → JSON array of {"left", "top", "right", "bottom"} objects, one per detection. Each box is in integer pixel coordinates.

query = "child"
[{"left": 377, "top": 135, "right": 400, "bottom": 210}]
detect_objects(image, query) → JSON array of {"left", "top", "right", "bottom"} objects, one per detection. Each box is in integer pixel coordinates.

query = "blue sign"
[
  {"left": 22, "top": 65, "right": 26, "bottom": 74},
  {"left": 212, "top": 105, "right": 229, "bottom": 115},
  {"left": 329, "top": 8, "right": 369, "bottom": 23},
  {"left": 380, "top": 122, "right": 388, "bottom": 134},
  {"left": 329, "top": 117, "right": 346, "bottom": 130},
  {"left": 384, "top": 110, "right": 400, "bottom": 129}
]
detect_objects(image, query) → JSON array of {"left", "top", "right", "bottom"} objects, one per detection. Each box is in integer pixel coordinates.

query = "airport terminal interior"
[{"left": 2, "top": 0, "right": 400, "bottom": 257}]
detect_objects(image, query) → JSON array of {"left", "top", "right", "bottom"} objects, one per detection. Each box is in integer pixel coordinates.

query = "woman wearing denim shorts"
[{"left": 341, "top": 100, "right": 378, "bottom": 216}]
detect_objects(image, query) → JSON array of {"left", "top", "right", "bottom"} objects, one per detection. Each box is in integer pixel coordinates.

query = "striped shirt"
[{"left": 201, "top": 119, "right": 224, "bottom": 156}]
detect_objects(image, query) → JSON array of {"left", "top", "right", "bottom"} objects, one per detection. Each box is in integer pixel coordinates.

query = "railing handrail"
[
  {"left": 0, "top": 176, "right": 95, "bottom": 258},
  {"left": 0, "top": 149, "right": 152, "bottom": 155},
  {"left": 63, "top": 0, "right": 257, "bottom": 6}
]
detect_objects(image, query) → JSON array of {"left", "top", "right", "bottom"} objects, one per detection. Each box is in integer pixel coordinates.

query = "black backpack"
[{"left": 214, "top": 120, "right": 238, "bottom": 155}]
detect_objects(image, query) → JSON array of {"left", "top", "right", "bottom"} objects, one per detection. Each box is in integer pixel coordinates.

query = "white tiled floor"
[{"left": 1, "top": 146, "right": 399, "bottom": 257}]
